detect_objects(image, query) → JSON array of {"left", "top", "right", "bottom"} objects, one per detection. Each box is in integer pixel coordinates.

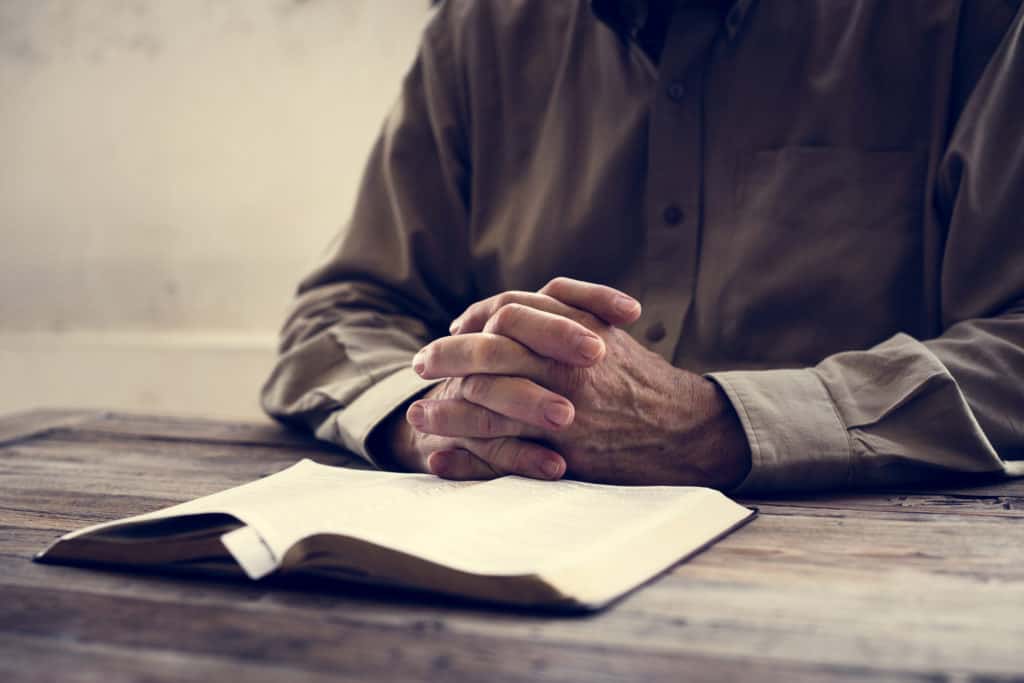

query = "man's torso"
[{"left": 440, "top": 0, "right": 1018, "bottom": 371}]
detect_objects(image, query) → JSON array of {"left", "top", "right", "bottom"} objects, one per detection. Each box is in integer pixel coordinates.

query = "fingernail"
[
  {"left": 406, "top": 403, "right": 424, "bottom": 427},
  {"left": 544, "top": 401, "right": 573, "bottom": 427},
  {"left": 541, "top": 458, "right": 562, "bottom": 479},
  {"left": 577, "top": 335, "right": 603, "bottom": 361},
  {"left": 614, "top": 294, "right": 640, "bottom": 315},
  {"left": 449, "top": 319, "right": 461, "bottom": 335},
  {"left": 412, "top": 351, "right": 426, "bottom": 376}
]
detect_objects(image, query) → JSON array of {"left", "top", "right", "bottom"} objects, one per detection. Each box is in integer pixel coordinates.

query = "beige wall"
[{"left": 0, "top": 0, "right": 430, "bottom": 418}]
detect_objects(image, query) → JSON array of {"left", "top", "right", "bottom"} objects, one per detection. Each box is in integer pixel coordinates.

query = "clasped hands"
[{"left": 384, "top": 278, "right": 751, "bottom": 490}]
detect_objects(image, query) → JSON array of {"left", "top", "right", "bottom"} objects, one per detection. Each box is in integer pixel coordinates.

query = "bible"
[{"left": 36, "top": 459, "right": 755, "bottom": 610}]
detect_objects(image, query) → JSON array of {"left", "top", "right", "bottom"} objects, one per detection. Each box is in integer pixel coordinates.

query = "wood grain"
[
  {"left": 0, "top": 408, "right": 105, "bottom": 447},
  {"left": 68, "top": 411, "right": 323, "bottom": 448},
  {"left": 1, "top": 409, "right": 1022, "bottom": 682}
]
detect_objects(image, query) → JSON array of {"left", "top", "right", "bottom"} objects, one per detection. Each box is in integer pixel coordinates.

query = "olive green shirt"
[{"left": 262, "top": 0, "right": 1024, "bottom": 493}]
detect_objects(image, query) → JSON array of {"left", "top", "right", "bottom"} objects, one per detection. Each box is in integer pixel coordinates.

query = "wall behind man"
[{"left": 0, "top": 0, "right": 430, "bottom": 419}]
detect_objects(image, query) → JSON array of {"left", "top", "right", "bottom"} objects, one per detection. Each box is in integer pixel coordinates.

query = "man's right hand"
[
  {"left": 380, "top": 279, "right": 644, "bottom": 480},
  {"left": 380, "top": 376, "right": 570, "bottom": 480}
]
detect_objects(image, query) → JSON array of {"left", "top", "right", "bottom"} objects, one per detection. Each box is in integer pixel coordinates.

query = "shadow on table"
[
  {"left": 738, "top": 464, "right": 1023, "bottom": 504},
  {"left": 33, "top": 556, "right": 605, "bottom": 619}
]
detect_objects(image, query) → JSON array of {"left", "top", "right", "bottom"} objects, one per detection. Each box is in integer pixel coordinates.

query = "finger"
[
  {"left": 412, "top": 333, "right": 551, "bottom": 382},
  {"left": 414, "top": 433, "right": 498, "bottom": 478},
  {"left": 483, "top": 302, "right": 605, "bottom": 366},
  {"left": 427, "top": 449, "right": 499, "bottom": 480},
  {"left": 539, "top": 277, "right": 642, "bottom": 326},
  {"left": 459, "top": 375, "right": 574, "bottom": 430},
  {"left": 464, "top": 437, "right": 566, "bottom": 480},
  {"left": 407, "top": 398, "right": 536, "bottom": 438},
  {"left": 451, "top": 291, "right": 603, "bottom": 335}
]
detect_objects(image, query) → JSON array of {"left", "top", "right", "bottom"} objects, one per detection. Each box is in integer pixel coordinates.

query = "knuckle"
[
  {"left": 577, "top": 310, "right": 604, "bottom": 331},
  {"left": 489, "top": 438, "right": 517, "bottom": 471},
  {"left": 507, "top": 443, "right": 532, "bottom": 475},
  {"left": 434, "top": 378, "right": 458, "bottom": 400},
  {"left": 565, "top": 366, "right": 588, "bottom": 395},
  {"left": 543, "top": 358, "right": 580, "bottom": 395},
  {"left": 488, "top": 303, "right": 520, "bottom": 333},
  {"left": 457, "top": 303, "right": 481, "bottom": 326},
  {"left": 553, "top": 315, "right": 582, "bottom": 340},
  {"left": 540, "top": 356, "right": 560, "bottom": 380},
  {"left": 421, "top": 401, "right": 442, "bottom": 431},
  {"left": 461, "top": 375, "right": 488, "bottom": 403},
  {"left": 493, "top": 291, "right": 516, "bottom": 310},
  {"left": 477, "top": 409, "right": 499, "bottom": 437},
  {"left": 541, "top": 276, "right": 569, "bottom": 295},
  {"left": 482, "top": 438, "right": 509, "bottom": 472},
  {"left": 421, "top": 344, "right": 440, "bottom": 369},
  {"left": 481, "top": 293, "right": 518, "bottom": 330},
  {"left": 437, "top": 404, "right": 459, "bottom": 434},
  {"left": 472, "top": 337, "right": 502, "bottom": 368}
]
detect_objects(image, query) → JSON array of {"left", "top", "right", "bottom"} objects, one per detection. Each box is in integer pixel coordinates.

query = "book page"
[{"left": 74, "top": 459, "right": 741, "bottom": 578}]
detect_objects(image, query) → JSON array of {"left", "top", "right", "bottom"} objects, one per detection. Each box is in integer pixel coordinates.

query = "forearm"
[{"left": 677, "top": 377, "right": 752, "bottom": 491}]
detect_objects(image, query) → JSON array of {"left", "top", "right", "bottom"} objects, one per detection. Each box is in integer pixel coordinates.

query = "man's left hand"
[{"left": 409, "top": 279, "right": 752, "bottom": 489}]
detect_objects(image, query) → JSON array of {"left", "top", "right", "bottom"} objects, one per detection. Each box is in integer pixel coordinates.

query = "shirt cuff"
[
  {"left": 316, "top": 366, "right": 441, "bottom": 468},
  {"left": 706, "top": 368, "right": 853, "bottom": 494}
]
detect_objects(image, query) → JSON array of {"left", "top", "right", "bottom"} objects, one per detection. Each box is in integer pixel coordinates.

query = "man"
[{"left": 261, "top": 0, "right": 1024, "bottom": 493}]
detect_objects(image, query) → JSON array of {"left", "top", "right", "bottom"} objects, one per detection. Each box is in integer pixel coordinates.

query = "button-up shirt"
[{"left": 262, "top": 0, "right": 1024, "bottom": 492}]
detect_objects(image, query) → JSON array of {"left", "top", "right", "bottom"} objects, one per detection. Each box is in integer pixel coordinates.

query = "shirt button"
[
  {"left": 667, "top": 81, "right": 686, "bottom": 102},
  {"left": 645, "top": 321, "right": 667, "bottom": 343},
  {"left": 662, "top": 204, "right": 684, "bottom": 226}
]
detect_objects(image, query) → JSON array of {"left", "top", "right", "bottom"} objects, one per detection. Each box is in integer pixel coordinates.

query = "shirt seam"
[
  {"left": 810, "top": 370, "right": 856, "bottom": 488},
  {"left": 708, "top": 374, "right": 764, "bottom": 492},
  {"left": 729, "top": 379, "right": 764, "bottom": 472}
]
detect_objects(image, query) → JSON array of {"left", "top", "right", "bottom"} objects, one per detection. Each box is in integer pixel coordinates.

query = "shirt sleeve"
[
  {"left": 260, "top": 8, "right": 469, "bottom": 467},
  {"left": 708, "top": 7, "right": 1024, "bottom": 494}
]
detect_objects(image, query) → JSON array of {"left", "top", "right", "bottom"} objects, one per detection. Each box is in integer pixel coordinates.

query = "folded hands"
[{"left": 385, "top": 277, "right": 751, "bottom": 489}]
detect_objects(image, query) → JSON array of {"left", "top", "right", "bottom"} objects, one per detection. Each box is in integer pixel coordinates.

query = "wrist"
[
  {"left": 686, "top": 378, "right": 753, "bottom": 491},
  {"left": 368, "top": 394, "right": 429, "bottom": 473}
]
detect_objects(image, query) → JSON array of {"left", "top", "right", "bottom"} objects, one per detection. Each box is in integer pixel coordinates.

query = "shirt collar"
[
  {"left": 590, "top": 0, "right": 756, "bottom": 41},
  {"left": 589, "top": 0, "right": 646, "bottom": 37}
]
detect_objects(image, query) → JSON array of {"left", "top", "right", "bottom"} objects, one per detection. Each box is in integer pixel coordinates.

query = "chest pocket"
[{"left": 720, "top": 146, "right": 926, "bottom": 363}]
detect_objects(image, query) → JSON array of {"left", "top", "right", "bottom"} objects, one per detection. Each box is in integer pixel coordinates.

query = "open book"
[{"left": 37, "top": 459, "right": 755, "bottom": 610}]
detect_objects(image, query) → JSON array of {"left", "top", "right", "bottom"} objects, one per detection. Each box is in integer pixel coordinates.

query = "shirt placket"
[{"left": 638, "top": 9, "right": 720, "bottom": 360}]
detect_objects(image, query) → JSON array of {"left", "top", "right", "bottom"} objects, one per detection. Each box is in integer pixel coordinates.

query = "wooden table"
[{"left": 1, "top": 409, "right": 1022, "bottom": 682}]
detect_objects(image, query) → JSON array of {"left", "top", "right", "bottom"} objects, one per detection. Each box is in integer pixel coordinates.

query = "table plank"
[
  {"left": 2, "top": 523, "right": 1021, "bottom": 680},
  {"left": 65, "top": 411, "right": 322, "bottom": 448},
  {"left": 0, "top": 633, "right": 368, "bottom": 683},
  {"left": 0, "top": 559, "right": 962, "bottom": 683},
  {"left": 2, "top": 409, "right": 1023, "bottom": 681},
  {"left": 752, "top": 492, "right": 1023, "bottom": 518},
  {"left": 0, "top": 409, "right": 106, "bottom": 447},
  {"left": 3, "top": 422, "right": 1020, "bottom": 521}
]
